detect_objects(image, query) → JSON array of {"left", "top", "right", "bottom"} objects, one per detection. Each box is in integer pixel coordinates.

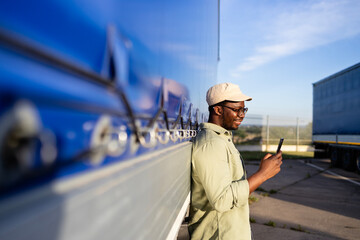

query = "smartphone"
[{"left": 276, "top": 138, "right": 284, "bottom": 153}]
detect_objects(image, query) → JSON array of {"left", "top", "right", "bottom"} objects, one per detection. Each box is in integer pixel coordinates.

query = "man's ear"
[{"left": 213, "top": 105, "right": 222, "bottom": 116}]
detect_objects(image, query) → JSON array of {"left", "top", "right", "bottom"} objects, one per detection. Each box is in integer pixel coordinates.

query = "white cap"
[{"left": 206, "top": 82, "right": 252, "bottom": 106}]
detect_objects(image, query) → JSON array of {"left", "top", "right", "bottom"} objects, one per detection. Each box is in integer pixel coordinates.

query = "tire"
[
  {"left": 325, "top": 146, "right": 331, "bottom": 158},
  {"left": 330, "top": 148, "right": 341, "bottom": 168},
  {"left": 314, "top": 149, "right": 326, "bottom": 158},
  {"left": 356, "top": 154, "right": 360, "bottom": 174},
  {"left": 314, "top": 144, "right": 328, "bottom": 158},
  {"left": 342, "top": 150, "right": 356, "bottom": 171}
]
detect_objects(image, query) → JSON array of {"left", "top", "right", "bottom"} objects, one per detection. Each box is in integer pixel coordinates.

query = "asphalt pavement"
[
  {"left": 248, "top": 158, "right": 360, "bottom": 240},
  {"left": 177, "top": 158, "right": 360, "bottom": 240}
]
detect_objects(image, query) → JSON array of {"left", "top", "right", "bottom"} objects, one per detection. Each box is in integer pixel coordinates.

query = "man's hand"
[
  {"left": 258, "top": 151, "right": 283, "bottom": 181},
  {"left": 247, "top": 151, "right": 283, "bottom": 193}
]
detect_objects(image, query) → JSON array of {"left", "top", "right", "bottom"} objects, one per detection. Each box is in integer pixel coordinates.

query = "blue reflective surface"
[
  {"left": 0, "top": 0, "right": 218, "bottom": 194},
  {"left": 313, "top": 63, "right": 360, "bottom": 135}
]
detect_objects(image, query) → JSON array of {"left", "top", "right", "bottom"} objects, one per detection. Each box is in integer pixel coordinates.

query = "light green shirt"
[{"left": 189, "top": 123, "right": 251, "bottom": 240}]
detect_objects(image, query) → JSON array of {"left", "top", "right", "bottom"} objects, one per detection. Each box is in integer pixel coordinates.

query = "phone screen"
[{"left": 276, "top": 138, "right": 284, "bottom": 153}]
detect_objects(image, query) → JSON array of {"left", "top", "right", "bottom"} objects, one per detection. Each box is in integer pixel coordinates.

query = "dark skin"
[{"left": 209, "top": 101, "right": 283, "bottom": 194}]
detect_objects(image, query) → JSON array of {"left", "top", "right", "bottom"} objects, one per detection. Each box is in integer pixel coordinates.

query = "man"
[{"left": 189, "top": 82, "right": 282, "bottom": 240}]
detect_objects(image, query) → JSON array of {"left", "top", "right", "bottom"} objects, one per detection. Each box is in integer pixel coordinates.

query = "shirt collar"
[{"left": 200, "top": 122, "right": 232, "bottom": 136}]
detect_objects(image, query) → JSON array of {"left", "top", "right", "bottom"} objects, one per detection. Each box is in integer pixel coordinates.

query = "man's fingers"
[
  {"left": 264, "top": 151, "right": 282, "bottom": 161},
  {"left": 274, "top": 151, "right": 283, "bottom": 161},
  {"left": 263, "top": 153, "right": 272, "bottom": 160}
]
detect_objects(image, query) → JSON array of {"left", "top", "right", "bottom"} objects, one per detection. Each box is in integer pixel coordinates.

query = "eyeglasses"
[{"left": 222, "top": 105, "right": 248, "bottom": 115}]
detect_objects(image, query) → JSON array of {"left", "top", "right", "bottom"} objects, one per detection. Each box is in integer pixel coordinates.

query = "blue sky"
[{"left": 218, "top": 0, "right": 360, "bottom": 120}]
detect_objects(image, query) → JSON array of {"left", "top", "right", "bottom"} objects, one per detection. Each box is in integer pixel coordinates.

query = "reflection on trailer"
[
  {"left": 312, "top": 62, "right": 360, "bottom": 173},
  {"left": 0, "top": 0, "right": 219, "bottom": 239}
]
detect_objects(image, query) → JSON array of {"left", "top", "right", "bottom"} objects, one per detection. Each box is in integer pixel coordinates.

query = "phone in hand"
[{"left": 276, "top": 138, "right": 284, "bottom": 153}]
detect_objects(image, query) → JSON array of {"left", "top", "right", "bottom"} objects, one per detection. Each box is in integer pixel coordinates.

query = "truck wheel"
[
  {"left": 314, "top": 149, "right": 326, "bottom": 158},
  {"left": 313, "top": 144, "right": 328, "bottom": 158},
  {"left": 356, "top": 155, "right": 360, "bottom": 174},
  {"left": 342, "top": 150, "right": 355, "bottom": 171},
  {"left": 330, "top": 148, "right": 341, "bottom": 168}
]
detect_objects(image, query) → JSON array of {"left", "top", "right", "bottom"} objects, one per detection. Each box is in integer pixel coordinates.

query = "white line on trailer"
[
  {"left": 300, "top": 161, "right": 360, "bottom": 187},
  {"left": 166, "top": 192, "right": 190, "bottom": 240}
]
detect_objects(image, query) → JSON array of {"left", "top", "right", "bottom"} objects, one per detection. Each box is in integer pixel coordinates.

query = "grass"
[
  {"left": 241, "top": 151, "right": 314, "bottom": 160},
  {"left": 248, "top": 195, "right": 259, "bottom": 205},
  {"left": 260, "top": 222, "right": 309, "bottom": 233},
  {"left": 290, "top": 225, "right": 308, "bottom": 233},
  {"left": 269, "top": 189, "right": 278, "bottom": 194},
  {"left": 264, "top": 220, "right": 276, "bottom": 227},
  {"left": 256, "top": 187, "right": 266, "bottom": 192},
  {"left": 255, "top": 187, "right": 278, "bottom": 196}
]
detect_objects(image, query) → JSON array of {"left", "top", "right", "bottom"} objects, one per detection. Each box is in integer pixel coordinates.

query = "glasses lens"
[{"left": 222, "top": 105, "right": 248, "bottom": 114}]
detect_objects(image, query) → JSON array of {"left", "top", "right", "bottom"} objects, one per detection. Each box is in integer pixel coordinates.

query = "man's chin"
[
  {"left": 223, "top": 122, "right": 241, "bottom": 130},
  {"left": 230, "top": 124, "right": 240, "bottom": 130},
  {"left": 234, "top": 122, "right": 242, "bottom": 128}
]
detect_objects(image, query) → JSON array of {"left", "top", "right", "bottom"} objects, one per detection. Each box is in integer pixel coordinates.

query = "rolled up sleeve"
[{"left": 192, "top": 139, "right": 249, "bottom": 213}]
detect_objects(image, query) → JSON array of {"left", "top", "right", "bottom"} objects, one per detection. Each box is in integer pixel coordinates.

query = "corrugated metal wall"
[{"left": 313, "top": 63, "right": 360, "bottom": 135}]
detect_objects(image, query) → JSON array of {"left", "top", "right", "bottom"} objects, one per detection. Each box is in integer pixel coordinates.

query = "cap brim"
[{"left": 227, "top": 93, "right": 252, "bottom": 102}]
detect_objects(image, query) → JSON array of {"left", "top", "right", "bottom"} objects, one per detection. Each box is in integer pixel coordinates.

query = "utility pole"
[
  {"left": 266, "top": 115, "right": 269, "bottom": 152},
  {"left": 296, "top": 117, "right": 299, "bottom": 152}
]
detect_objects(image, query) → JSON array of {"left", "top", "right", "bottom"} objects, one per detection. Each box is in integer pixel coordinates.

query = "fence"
[{"left": 234, "top": 114, "right": 313, "bottom": 152}]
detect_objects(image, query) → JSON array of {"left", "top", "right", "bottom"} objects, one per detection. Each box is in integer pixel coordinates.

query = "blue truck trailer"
[
  {"left": 0, "top": 1, "right": 219, "bottom": 239},
  {"left": 313, "top": 62, "right": 360, "bottom": 172}
]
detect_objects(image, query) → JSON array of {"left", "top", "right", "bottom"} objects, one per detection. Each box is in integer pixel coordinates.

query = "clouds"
[{"left": 231, "top": 0, "right": 360, "bottom": 75}]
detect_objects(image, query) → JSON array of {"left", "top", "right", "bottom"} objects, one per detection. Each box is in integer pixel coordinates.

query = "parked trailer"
[
  {"left": 313, "top": 62, "right": 360, "bottom": 172},
  {"left": 0, "top": 1, "right": 219, "bottom": 239}
]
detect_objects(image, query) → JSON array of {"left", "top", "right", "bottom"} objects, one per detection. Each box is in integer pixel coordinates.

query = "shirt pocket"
[{"left": 229, "top": 151, "right": 244, "bottom": 180}]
